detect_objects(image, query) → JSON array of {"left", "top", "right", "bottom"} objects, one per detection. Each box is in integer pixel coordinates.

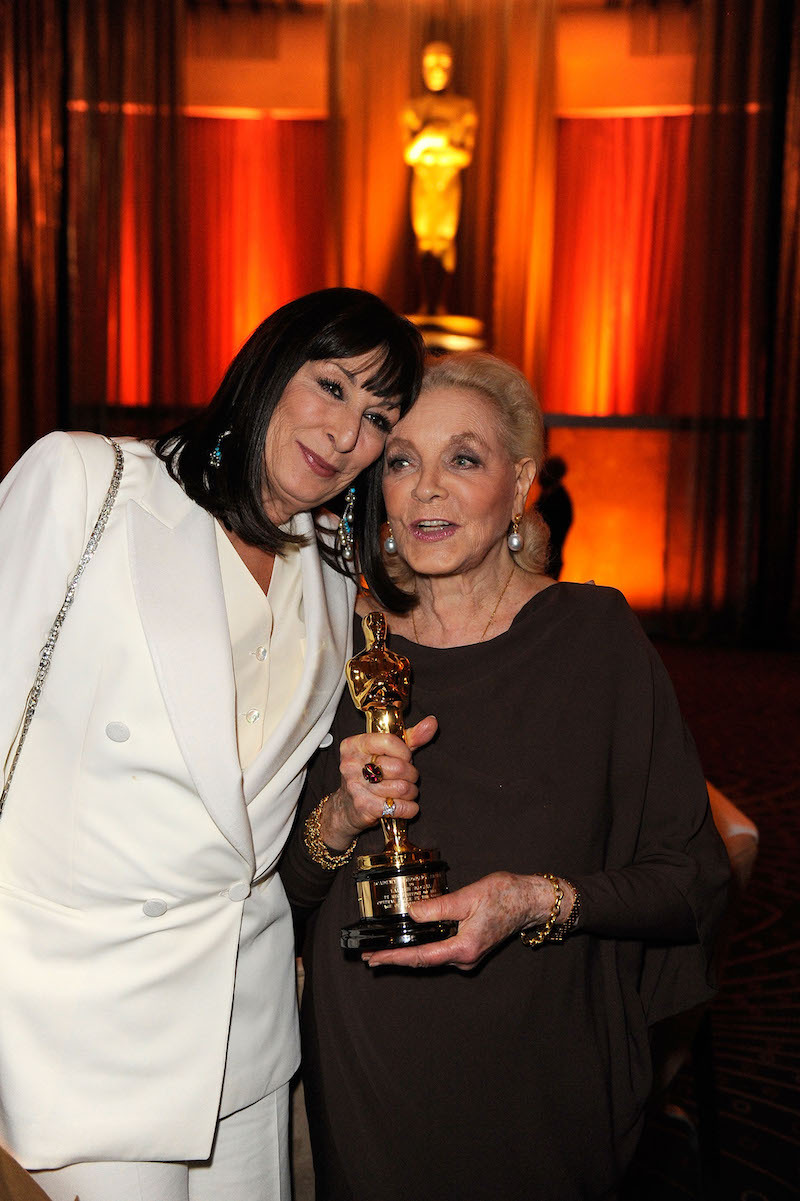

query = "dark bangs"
[{"left": 303, "top": 304, "right": 422, "bottom": 415}]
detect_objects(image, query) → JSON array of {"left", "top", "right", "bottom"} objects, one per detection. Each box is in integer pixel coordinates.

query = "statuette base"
[
  {"left": 341, "top": 914, "right": 457, "bottom": 951},
  {"left": 340, "top": 855, "right": 457, "bottom": 950}
]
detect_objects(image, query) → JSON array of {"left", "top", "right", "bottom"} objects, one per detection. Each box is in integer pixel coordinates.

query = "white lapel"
[
  {"left": 127, "top": 462, "right": 255, "bottom": 870},
  {"left": 242, "top": 512, "right": 349, "bottom": 804}
]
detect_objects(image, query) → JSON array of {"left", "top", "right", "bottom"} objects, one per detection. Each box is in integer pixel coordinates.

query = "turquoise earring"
[
  {"left": 209, "top": 430, "right": 231, "bottom": 469},
  {"left": 338, "top": 487, "right": 356, "bottom": 561}
]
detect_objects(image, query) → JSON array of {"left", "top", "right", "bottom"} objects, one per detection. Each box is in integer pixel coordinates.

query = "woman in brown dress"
[{"left": 281, "top": 351, "right": 730, "bottom": 1201}]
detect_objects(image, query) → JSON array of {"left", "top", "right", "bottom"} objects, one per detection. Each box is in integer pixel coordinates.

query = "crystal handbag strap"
[{"left": 0, "top": 438, "right": 125, "bottom": 820}]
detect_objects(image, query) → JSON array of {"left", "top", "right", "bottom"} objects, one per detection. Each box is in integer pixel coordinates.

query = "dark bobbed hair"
[{"left": 154, "top": 288, "right": 424, "bottom": 597}]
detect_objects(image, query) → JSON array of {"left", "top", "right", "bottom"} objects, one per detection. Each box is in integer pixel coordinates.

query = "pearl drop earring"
[
  {"left": 507, "top": 514, "right": 523, "bottom": 552},
  {"left": 384, "top": 523, "right": 398, "bottom": 555}
]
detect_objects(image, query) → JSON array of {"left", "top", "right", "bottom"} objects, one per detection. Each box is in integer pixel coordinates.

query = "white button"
[
  {"left": 227, "top": 882, "right": 250, "bottom": 902},
  {"left": 142, "top": 899, "right": 168, "bottom": 918},
  {"left": 319, "top": 733, "right": 333, "bottom": 748},
  {"left": 106, "top": 722, "right": 130, "bottom": 742},
  {"left": 245, "top": 709, "right": 261, "bottom": 725},
  {"left": 255, "top": 646, "right": 268, "bottom": 661}
]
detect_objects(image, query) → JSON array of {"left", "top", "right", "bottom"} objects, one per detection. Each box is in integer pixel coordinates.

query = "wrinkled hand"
[
  {"left": 362, "top": 872, "right": 558, "bottom": 971},
  {"left": 319, "top": 716, "right": 438, "bottom": 852}
]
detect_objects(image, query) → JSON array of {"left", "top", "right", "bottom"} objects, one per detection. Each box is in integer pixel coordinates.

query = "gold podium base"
[{"left": 407, "top": 313, "right": 486, "bottom": 353}]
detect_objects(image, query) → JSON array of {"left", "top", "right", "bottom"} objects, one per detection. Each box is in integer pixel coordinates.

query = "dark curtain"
[
  {"left": 0, "top": 0, "right": 67, "bottom": 474},
  {"left": 662, "top": 0, "right": 799, "bottom": 643},
  {"left": 68, "top": 0, "right": 187, "bottom": 434},
  {"left": 755, "top": 2, "right": 800, "bottom": 644}
]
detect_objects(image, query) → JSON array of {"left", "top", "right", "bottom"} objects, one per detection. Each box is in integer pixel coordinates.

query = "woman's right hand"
[{"left": 318, "top": 716, "right": 438, "bottom": 851}]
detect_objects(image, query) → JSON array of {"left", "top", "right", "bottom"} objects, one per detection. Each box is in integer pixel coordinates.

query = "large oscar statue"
[
  {"left": 402, "top": 41, "right": 485, "bottom": 351},
  {"left": 340, "top": 612, "right": 457, "bottom": 951}
]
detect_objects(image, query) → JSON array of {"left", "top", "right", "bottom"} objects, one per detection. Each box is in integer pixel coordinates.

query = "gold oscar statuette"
[{"left": 340, "top": 611, "right": 458, "bottom": 951}]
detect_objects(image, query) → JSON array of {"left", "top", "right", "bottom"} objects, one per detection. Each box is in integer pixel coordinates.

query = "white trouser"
[{"left": 29, "top": 1084, "right": 290, "bottom": 1201}]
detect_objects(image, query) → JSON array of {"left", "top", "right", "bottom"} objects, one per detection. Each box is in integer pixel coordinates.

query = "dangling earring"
[
  {"left": 384, "top": 522, "right": 398, "bottom": 555},
  {"left": 209, "top": 429, "right": 231, "bottom": 469},
  {"left": 507, "top": 513, "right": 524, "bottom": 552},
  {"left": 338, "top": 487, "right": 356, "bottom": 562}
]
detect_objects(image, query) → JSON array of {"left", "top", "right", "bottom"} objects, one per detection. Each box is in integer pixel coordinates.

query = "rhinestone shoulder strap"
[{"left": 0, "top": 438, "right": 125, "bottom": 820}]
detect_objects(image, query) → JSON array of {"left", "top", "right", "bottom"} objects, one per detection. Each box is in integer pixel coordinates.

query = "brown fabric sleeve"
[{"left": 569, "top": 603, "right": 731, "bottom": 1022}]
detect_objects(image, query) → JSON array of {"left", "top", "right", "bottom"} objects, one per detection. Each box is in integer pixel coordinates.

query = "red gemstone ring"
[{"left": 362, "top": 760, "right": 383, "bottom": 784}]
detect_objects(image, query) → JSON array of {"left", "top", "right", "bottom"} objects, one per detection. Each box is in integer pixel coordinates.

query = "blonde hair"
[{"left": 418, "top": 352, "right": 549, "bottom": 573}]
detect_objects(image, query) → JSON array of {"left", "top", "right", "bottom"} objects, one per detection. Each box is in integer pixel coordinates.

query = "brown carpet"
[{"left": 624, "top": 642, "right": 800, "bottom": 1201}]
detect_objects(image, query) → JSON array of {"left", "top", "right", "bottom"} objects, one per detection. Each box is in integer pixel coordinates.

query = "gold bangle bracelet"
[
  {"left": 519, "top": 873, "right": 563, "bottom": 948},
  {"left": 303, "top": 795, "right": 358, "bottom": 871}
]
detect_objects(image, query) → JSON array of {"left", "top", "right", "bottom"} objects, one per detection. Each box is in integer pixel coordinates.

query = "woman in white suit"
[{"left": 0, "top": 288, "right": 426, "bottom": 1201}]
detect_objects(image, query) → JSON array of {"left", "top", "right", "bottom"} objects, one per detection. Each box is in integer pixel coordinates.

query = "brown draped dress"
[{"left": 281, "top": 583, "right": 730, "bottom": 1201}]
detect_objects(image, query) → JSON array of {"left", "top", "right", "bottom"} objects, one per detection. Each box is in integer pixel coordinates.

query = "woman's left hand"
[{"left": 361, "top": 872, "right": 562, "bottom": 971}]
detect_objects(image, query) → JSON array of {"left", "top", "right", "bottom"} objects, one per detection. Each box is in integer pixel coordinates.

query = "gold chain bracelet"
[
  {"left": 548, "top": 879, "right": 581, "bottom": 942},
  {"left": 519, "top": 873, "right": 563, "bottom": 948},
  {"left": 303, "top": 795, "right": 358, "bottom": 871}
]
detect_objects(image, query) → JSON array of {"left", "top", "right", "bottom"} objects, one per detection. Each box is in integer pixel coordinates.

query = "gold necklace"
[{"left": 410, "top": 564, "right": 517, "bottom": 645}]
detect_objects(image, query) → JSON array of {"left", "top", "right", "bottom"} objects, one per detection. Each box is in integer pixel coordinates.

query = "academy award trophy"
[{"left": 340, "top": 611, "right": 458, "bottom": 951}]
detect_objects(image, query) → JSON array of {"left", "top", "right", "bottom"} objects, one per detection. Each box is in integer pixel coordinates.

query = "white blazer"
[{"left": 0, "top": 433, "right": 355, "bottom": 1168}]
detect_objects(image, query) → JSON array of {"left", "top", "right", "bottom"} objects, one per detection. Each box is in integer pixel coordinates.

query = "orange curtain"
[
  {"left": 491, "top": 0, "right": 557, "bottom": 389},
  {"left": 67, "top": 0, "right": 327, "bottom": 425},
  {"left": 326, "top": 0, "right": 421, "bottom": 308},
  {"left": 181, "top": 115, "right": 328, "bottom": 408},
  {"left": 68, "top": 0, "right": 186, "bottom": 430},
  {"left": 545, "top": 115, "right": 691, "bottom": 417},
  {"left": 70, "top": 110, "right": 327, "bottom": 417}
]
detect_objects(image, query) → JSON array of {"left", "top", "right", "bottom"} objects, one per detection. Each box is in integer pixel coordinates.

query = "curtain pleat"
[
  {"left": 68, "top": 0, "right": 187, "bottom": 429},
  {"left": 182, "top": 115, "right": 328, "bottom": 409},
  {"left": 661, "top": 0, "right": 794, "bottom": 640},
  {"left": 327, "top": 0, "right": 420, "bottom": 308},
  {"left": 545, "top": 115, "right": 691, "bottom": 417},
  {"left": 68, "top": 1, "right": 327, "bottom": 428},
  {"left": 754, "top": 2, "right": 800, "bottom": 643},
  {"left": 491, "top": 0, "right": 556, "bottom": 391},
  {"left": 0, "top": 0, "right": 66, "bottom": 473}
]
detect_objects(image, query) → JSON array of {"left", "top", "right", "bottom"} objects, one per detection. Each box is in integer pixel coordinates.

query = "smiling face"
[
  {"left": 263, "top": 353, "right": 400, "bottom": 524},
  {"left": 382, "top": 385, "right": 536, "bottom": 580}
]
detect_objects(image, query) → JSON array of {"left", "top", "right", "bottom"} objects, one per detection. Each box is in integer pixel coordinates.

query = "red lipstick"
[{"left": 298, "top": 442, "right": 337, "bottom": 479}]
